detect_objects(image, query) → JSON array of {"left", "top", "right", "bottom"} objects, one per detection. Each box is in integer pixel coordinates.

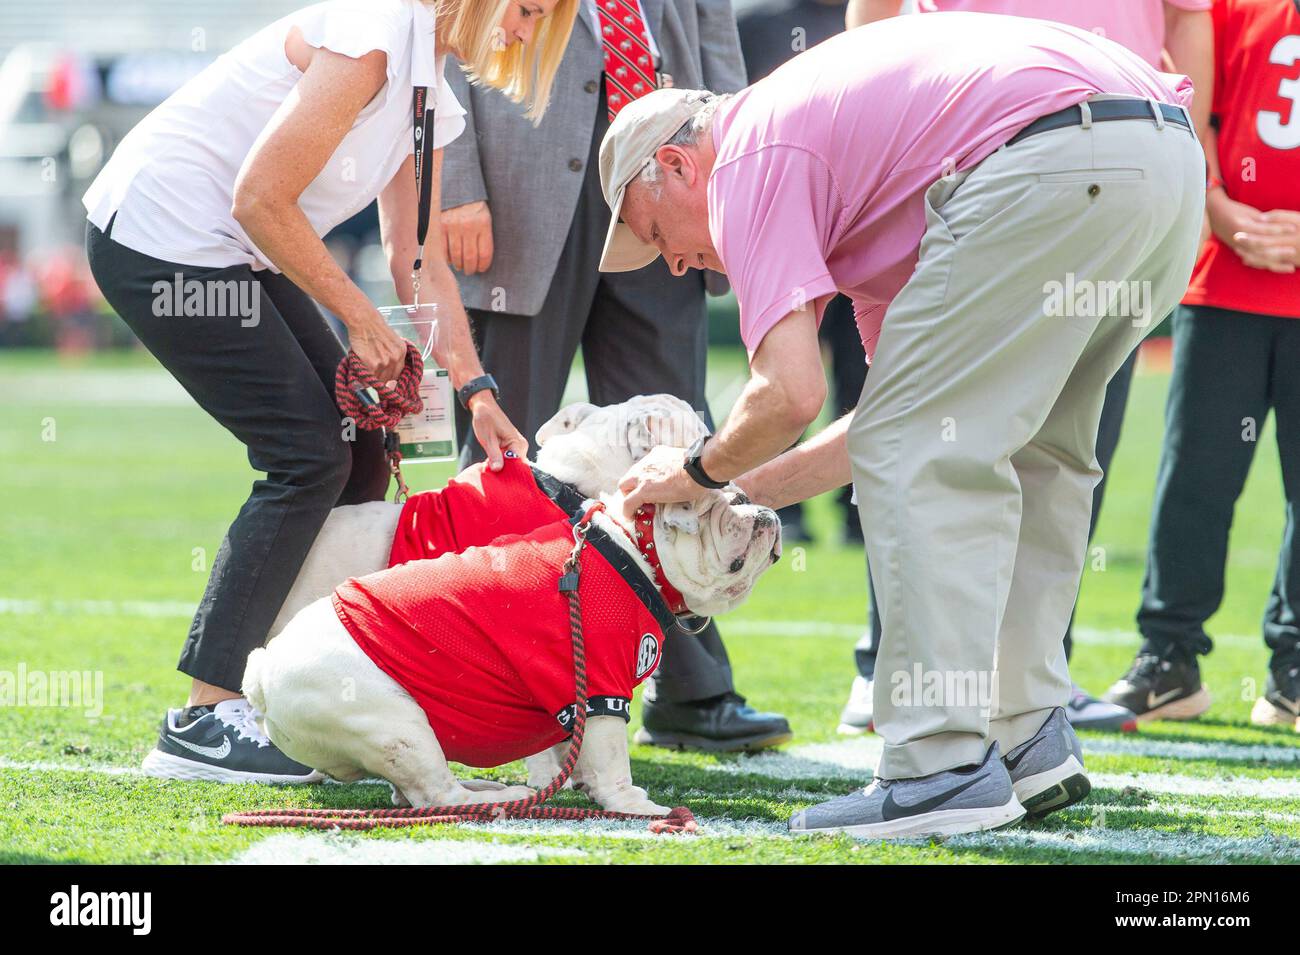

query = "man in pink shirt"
[
  {"left": 600, "top": 13, "right": 1205, "bottom": 838},
  {"left": 842, "top": 0, "right": 1213, "bottom": 741},
  {"left": 851, "top": 0, "right": 1212, "bottom": 74}
]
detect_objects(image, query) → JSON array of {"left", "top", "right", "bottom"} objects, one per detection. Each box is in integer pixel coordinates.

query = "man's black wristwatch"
[
  {"left": 457, "top": 374, "right": 499, "bottom": 409},
  {"left": 683, "top": 435, "right": 729, "bottom": 490}
]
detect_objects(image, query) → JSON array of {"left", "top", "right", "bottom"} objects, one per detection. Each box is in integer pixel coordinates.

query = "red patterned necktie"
[{"left": 595, "top": 0, "right": 656, "bottom": 120}]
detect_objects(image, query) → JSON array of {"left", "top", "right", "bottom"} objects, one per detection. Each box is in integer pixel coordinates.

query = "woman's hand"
[
  {"left": 349, "top": 315, "right": 408, "bottom": 386},
  {"left": 469, "top": 391, "right": 528, "bottom": 470},
  {"left": 1207, "top": 189, "right": 1298, "bottom": 273},
  {"left": 441, "top": 201, "right": 494, "bottom": 275}
]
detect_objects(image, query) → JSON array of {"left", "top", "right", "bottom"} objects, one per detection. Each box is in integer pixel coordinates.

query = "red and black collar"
[
  {"left": 567, "top": 506, "right": 680, "bottom": 633},
  {"left": 625, "top": 504, "right": 690, "bottom": 617}
]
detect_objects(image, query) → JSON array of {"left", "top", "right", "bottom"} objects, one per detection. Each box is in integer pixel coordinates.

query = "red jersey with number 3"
[
  {"left": 335, "top": 518, "right": 672, "bottom": 768},
  {"left": 1183, "top": 0, "right": 1300, "bottom": 317}
]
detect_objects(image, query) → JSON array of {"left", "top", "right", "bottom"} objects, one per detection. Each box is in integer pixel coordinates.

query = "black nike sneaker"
[
  {"left": 1102, "top": 643, "right": 1211, "bottom": 722},
  {"left": 141, "top": 698, "right": 324, "bottom": 784},
  {"left": 1250, "top": 663, "right": 1300, "bottom": 732}
]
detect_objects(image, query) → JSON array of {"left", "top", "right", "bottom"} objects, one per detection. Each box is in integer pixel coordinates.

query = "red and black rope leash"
[
  {"left": 222, "top": 503, "right": 698, "bottom": 835},
  {"left": 334, "top": 342, "right": 425, "bottom": 502}
]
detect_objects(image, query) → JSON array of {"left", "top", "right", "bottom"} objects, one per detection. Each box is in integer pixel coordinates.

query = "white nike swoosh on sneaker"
[
  {"left": 167, "top": 734, "right": 231, "bottom": 759},
  {"left": 1147, "top": 688, "right": 1184, "bottom": 709}
]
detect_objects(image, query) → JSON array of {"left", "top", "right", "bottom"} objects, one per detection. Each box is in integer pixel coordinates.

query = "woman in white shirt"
[{"left": 82, "top": 0, "right": 576, "bottom": 783}]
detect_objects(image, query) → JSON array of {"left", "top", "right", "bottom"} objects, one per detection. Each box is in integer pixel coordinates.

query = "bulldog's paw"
[
  {"left": 457, "top": 784, "right": 536, "bottom": 805},
  {"left": 594, "top": 787, "right": 670, "bottom": 816},
  {"left": 459, "top": 778, "right": 512, "bottom": 792}
]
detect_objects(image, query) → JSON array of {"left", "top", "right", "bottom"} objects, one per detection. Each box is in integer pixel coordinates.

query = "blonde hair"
[{"left": 432, "top": 0, "right": 578, "bottom": 124}]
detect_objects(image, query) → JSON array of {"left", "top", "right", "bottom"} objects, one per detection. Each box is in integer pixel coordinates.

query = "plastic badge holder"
[{"left": 379, "top": 303, "right": 457, "bottom": 463}]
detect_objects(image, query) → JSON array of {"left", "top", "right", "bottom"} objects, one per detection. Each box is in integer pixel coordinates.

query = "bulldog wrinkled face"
[{"left": 651, "top": 487, "right": 782, "bottom": 618}]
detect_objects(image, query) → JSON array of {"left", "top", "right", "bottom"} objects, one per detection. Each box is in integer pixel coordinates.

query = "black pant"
[
  {"left": 453, "top": 80, "right": 734, "bottom": 704},
  {"left": 86, "top": 216, "right": 389, "bottom": 690},
  {"left": 1062, "top": 347, "right": 1138, "bottom": 659},
  {"left": 1138, "top": 304, "right": 1300, "bottom": 667}
]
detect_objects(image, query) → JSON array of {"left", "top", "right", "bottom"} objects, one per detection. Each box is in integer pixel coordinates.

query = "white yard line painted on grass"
[
  {"left": 1090, "top": 771, "right": 1300, "bottom": 800},
  {"left": 230, "top": 832, "right": 585, "bottom": 865},
  {"left": 945, "top": 828, "right": 1300, "bottom": 862},
  {"left": 1, "top": 370, "right": 192, "bottom": 407},
  {"left": 0, "top": 758, "right": 147, "bottom": 777},
  {"left": 0, "top": 597, "right": 1263, "bottom": 652},
  {"left": 477, "top": 817, "right": 788, "bottom": 840},
  {"left": 0, "top": 597, "right": 197, "bottom": 618},
  {"left": 1087, "top": 801, "right": 1300, "bottom": 826},
  {"left": 1085, "top": 736, "right": 1300, "bottom": 764},
  {"left": 703, "top": 739, "right": 1300, "bottom": 795}
]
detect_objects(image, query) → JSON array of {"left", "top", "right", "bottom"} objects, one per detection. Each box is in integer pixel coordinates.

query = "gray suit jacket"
[{"left": 439, "top": 0, "right": 747, "bottom": 316}]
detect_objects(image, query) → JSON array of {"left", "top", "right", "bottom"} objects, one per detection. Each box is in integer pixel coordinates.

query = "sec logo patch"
[{"left": 635, "top": 633, "right": 660, "bottom": 678}]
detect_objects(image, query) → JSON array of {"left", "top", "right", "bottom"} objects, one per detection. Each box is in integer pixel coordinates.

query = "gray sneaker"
[
  {"left": 1002, "top": 707, "right": 1091, "bottom": 819},
  {"left": 788, "top": 743, "right": 1025, "bottom": 839}
]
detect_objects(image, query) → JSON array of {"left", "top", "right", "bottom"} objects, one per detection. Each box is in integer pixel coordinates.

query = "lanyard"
[{"left": 412, "top": 84, "right": 435, "bottom": 305}]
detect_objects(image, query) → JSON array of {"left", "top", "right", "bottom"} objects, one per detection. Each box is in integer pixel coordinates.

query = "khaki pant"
[{"left": 850, "top": 102, "right": 1205, "bottom": 779}]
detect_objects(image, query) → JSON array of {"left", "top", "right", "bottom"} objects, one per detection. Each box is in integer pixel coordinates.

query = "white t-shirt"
[{"left": 82, "top": 0, "right": 466, "bottom": 272}]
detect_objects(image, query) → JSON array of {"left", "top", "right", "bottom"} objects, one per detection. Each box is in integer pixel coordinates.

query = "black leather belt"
[{"left": 1007, "top": 98, "right": 1191, "bottom": 148}]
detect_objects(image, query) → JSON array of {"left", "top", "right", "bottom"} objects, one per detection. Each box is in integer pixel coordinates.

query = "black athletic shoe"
[
  {"left": 1102, "top": 644, "right": 1211, "bottom": 722},
  {"left": 636, "top": 692, "right": 793, "bottom": 752},
  {"left": 1250, "top": 663, "right": 1300, "bottom": 732},
  {"left": 141, "top": 698, "right": 324, "bottom": 784}
]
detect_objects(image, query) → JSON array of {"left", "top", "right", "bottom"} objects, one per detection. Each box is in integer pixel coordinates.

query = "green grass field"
[{"left": 2, "top": 345, "right": 1298, "bottom": 865}]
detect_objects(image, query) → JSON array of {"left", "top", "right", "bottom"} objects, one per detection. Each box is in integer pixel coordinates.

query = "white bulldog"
[
  {"left": 243, "top": 485, "right": 781, "bottom": 814},
  {"left": 270, "top": 393, "right": 710, "bottom": 636}
]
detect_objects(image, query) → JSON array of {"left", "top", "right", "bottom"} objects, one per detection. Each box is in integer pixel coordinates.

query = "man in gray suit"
[{"left": 439, "top": 0, "right": 791, "bottom": 752}]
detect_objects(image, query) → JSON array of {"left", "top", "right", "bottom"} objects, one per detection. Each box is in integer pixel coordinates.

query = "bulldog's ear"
[
  {"left": 536, "top": 402, "right": 600, "bottom": 446},
  {"left": 627, "top": 396, "right": 709, "bottom": 457},
  {"left": 645, "top": 398, "right": 709, "bottom": 450},
  {"left": 658, "top": 499, "right": 702, "bottom": 535}
]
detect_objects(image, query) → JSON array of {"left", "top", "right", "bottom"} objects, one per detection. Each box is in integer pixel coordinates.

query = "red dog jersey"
[
  {"left": 387, "top": 451, "right": 585, "bottom": 566},
  {"left": 1182, "top": 0, "right": 1300, "bottom": 318},
  {"left": 334, "top": 516, "right": 675, "bottom": 768}
]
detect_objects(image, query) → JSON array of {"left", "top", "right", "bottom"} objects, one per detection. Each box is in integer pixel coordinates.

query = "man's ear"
[
  {"left": 655, "top": 144, "right": 693, "bottom": 183},
  {"left": 536, "top": 402, "right": 600, "bottom": 446}
]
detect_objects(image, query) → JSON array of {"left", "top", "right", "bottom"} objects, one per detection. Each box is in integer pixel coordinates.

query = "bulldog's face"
[
  {"left": 625, "top": 487, "right": 782, "bottom": 618},
  {"left": 534, "top": 395, "right": 709, "bottom": 498}
]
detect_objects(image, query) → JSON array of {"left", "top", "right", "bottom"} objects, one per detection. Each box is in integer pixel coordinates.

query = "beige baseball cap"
[{"left": 598, "top": 88, "right": 716, "bottom": 273}]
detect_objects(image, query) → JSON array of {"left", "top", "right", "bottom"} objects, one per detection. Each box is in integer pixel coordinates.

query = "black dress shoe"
[{"left": 635, "top": 692, "right": 793, "bottom": 752}]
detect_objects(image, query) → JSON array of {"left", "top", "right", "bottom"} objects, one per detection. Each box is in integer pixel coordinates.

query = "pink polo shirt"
[
  {"left": 916, "top": 0, "right": 1212, "bottom": 68},
  {"left": 707, "top": 13, "right": 1195, "bottom": 360}
]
